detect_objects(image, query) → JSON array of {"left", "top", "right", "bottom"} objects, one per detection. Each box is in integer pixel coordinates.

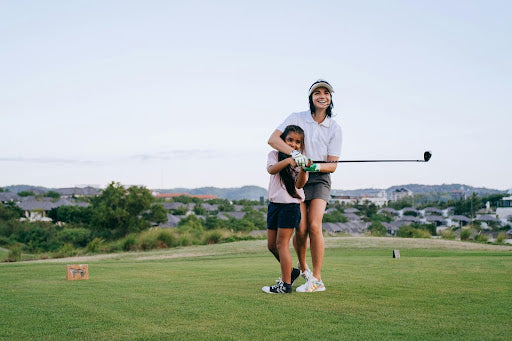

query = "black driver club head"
[{"left": 424, "top": 151, "right": 432, "bottom": 162}]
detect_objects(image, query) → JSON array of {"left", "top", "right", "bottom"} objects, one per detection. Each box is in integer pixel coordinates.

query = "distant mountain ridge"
[{"left": 2, "top": 184, "right": 507, "bottom": 201}]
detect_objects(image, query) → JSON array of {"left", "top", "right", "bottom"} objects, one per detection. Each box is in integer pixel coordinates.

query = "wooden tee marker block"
[
  {"left": 393, "top": 250, "right": 400, "bottom": 258},
  {"left": 66, "top": 264, "right": 89, "bottom": 280}
]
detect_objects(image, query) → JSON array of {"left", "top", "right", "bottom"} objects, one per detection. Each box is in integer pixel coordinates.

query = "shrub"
[
  {"left": 157, "top": 230, "right": 176, "bottom": 248},
  {"left": 56, "top": 228, "right": 91, "bottom": 247},
  {"left": 138, "top": 233, "right": 158, "bottom": 251},
  {"left": 369, "top": 222, "right": 387, "bottom": 237},
  {"left": 460, "top": 228, "right": 472, "bottom": 241},
  {"left": 53, "top": 243, "right": 77, "bottom": 258},
  {"left": 6, "top": 245, "right": 22, "bottom": 262},
  {"left": 397, "top": 225, "right": 431, "bottom": 238},
  {"left": 87, "top": 237, "right": 105, "bottom": 253},
  {"left": 203, "top": 230, "right": 223, "bottom": 244},
  {"left": 495, "top": 232, "right": 507, "bottom": 244},
  {"left": 179, "top": 234, "right": 193, "bottom": 246},
  {"left": 122, "top": 234, "right": 137, "bottom": 251},
  {"left": 441, "top": 229, "right": 456, "bottom": 240},
  {"left": 473, "top": 233, "right": 489, "bottom": 243}
]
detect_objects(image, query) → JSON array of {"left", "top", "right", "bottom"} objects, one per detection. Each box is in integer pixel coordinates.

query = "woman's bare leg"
[{"left": 307, "top": 199, "right": 327, "bottom": 281}]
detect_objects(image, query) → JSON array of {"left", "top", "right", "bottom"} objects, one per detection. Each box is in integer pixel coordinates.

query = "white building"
[
  {"left": 390, "top": 188, "right": 413, "bottom": 202},
  {"left": 496, "top": 196, "right": 512, "bottom": 221}
]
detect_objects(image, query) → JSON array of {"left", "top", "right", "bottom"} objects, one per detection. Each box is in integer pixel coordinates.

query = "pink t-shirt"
[{"left": 267, "top": 151, "right": 306, "bottom": 204}]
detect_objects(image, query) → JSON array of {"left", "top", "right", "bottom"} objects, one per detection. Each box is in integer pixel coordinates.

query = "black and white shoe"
[
  {"left": 262, "top": 280, "right": 292, "bottom": 294},
  {"left": 291, "top": 267, "right": 301, "bottom": 285}
]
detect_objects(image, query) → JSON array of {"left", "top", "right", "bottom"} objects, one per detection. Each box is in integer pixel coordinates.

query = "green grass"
[{"left": 1, "top": 237, "right": 511, "bottom": 340}]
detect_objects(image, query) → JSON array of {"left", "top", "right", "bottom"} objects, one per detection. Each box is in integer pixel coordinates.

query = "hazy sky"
[{"left": 1, "top": 1, "right": 511, "bottom": 191}]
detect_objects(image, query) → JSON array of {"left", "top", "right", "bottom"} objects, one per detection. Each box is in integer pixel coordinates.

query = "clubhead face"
[{"left": 424, "top": 151, "right": 432, "bottom": 162}]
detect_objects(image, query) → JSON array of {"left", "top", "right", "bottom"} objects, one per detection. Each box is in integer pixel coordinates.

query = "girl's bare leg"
[
  {"left": 267, "top": 229, "right": 279, "bottom": 262},
  {"left": 277, "top": 228, "right": 295, "bottom": 283},
  {"left": 293, "top": 202, "right": 309, "bottom": 272}
]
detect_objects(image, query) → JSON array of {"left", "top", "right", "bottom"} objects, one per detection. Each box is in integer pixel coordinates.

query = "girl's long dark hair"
[
  {"left": 278, "top": 125, "right": 305, "bottom": 199},
  {"left": 309, "top": 94, "right": 334, "bottom": 117}
]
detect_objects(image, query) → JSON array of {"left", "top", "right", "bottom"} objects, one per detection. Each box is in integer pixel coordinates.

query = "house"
[
  {"left": 378, "top": 207, "right": 400, "bottom": 217},
  {"left": 447, "top": 215, "right": 472, "bottom": 227},
  {"left": 343, "top": 213, "right": 361, "bottom": 221},
  {"left": 381, "top": 221, "right": 405, "bottom": 236},
  {"left": 0, "top": 192, "right": 20, "bottom": 202},
  {"left": 17, "top": 197, "right": 88, "bottom": 222},
  {"left": 56, "top": 187, "right": 100, "bottom": 198},
  {"left": 496, "top": 196, "right": 512, "bottom": 220},
  {"left": 400, "top": 207, "right": 419, "bottom": 217},
  {"left": 390, "top": 188, "right": 413, "bottom": 202},
  {"left": 201, "top": 203, "right": 219, "bottom": 212},
  {"left": 159, "top": 214, "right": 185, "bottom": 228},
  {"left": 424, "top": 215, "right": 446, "bottom": 226},
  {"left": 329, "top": 195, "right": 358, "bottom": 205},
  {"left": 322, "top": 222, "right": 369, "bottom": 235},
  {"left": 422, "top": 207, "right": 443, "bottom": 216}
]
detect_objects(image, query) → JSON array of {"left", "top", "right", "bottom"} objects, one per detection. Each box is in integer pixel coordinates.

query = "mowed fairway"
[{"left": 1, "top": 237, "right": 511, "bottom": 340}]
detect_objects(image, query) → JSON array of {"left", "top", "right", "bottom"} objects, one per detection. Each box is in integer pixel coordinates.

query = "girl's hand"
[{"left": 290, "top": 158, "right": 297, "bottom": 167}]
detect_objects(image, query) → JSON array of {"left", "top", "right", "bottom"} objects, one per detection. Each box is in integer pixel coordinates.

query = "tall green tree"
[{"left": 90, "top": 182, "right": 159, "bottom": 239}]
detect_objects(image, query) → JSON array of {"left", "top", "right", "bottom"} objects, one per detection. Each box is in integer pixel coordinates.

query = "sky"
[{"left": 1, "top": 1, "right": 511, "bottom": 191}]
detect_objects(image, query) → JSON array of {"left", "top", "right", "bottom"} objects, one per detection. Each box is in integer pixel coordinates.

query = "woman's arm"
[
  {"left": 268, "top": 129, "right": 294, "bottom": 155},
  {"left": 322, "top": 155, "right": 339, "bottom": 173},
  {"left": 267, "top": 157, "right": 295, "bottom": 175}
]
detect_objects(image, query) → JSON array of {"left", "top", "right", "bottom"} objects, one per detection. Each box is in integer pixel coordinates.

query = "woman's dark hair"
[
  {"left": 278, "top": 125, "right": 305, "bottom": 199},
  {"left": 309, "top": 93, "right": 334, "bottom": 117}
]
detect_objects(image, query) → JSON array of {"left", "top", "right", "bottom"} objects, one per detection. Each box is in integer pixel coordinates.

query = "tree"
[
  {"left": 369, "top": 222, "right": 387, "bottom": 236},
  {"left": 145, "top": 204, "right": 168, "bottom": 225},
  {"left": 45, "top": 191, "right": 61, "bottom": 199},
  {"left": 48, "top": 205, "right": 92, "bottom": 225},
  {"left": 0, "top": 202, "right": 24, "bottom": 221},
  {"left": 89, "top": 182, "right": 157, "bottom": 239}
]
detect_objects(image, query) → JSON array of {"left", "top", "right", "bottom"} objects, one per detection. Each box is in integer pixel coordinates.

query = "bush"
[
  {"left": 203, "top": 230, "right": 223, "bottom": 244},
  {"left": 56, "top": 228, "right": 91, "bottom": 247},
  {"left": 473, "top": 233, "right": 489, "bottom": 243},
  {"left": 495, "top": 232, "right": 507, "bottom": 244},
  {"left": 369, "top": 222, "right": 387, "bottom": 237},
  {"left": 460, "top": 228, "right": 472, "bottom": 241},
  {"left": 6, "top": 245, "right": 22, "bottom": 262},
  {"left": 53, "top": 243, "right": 78, "bottom": 258},
  {"left": 122, "top": 234, "right": 137, "bottom": 251},
  {"left": 157, "top": 230, "right": 176, "bottom": 248},
  {"left": 87, "top": 237, "right": 105, "bottom": 253},
  {"left": 441, "top": 229, "right": 457, "bottom": 240},
  {"left": 397, "top": 225, "right": 431, "bottom": 238}
]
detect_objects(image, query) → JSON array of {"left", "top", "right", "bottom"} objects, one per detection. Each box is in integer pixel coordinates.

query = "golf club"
[{"left": 312, "top": 151, "right": 432, "bottom": 164}]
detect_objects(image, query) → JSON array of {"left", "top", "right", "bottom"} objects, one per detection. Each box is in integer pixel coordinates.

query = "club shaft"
[{"left": 313, "top": 159, "right": 426, "bottom": 163}]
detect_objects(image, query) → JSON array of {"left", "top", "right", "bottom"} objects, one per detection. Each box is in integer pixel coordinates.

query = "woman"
[{"left": 268, "top": 79, "right": 342, "bottom": 292}]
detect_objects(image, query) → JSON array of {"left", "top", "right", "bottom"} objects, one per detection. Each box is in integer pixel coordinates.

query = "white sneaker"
[
  {"left": 298, "top": 262, "right": 313, "bottom": 282},
  {"left": 296, "top": 276, "right": 326, "bottom": 293}
]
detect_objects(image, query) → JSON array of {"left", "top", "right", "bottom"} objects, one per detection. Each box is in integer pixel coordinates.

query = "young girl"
[{"left": 262, "top": 125, "right": 310, "bottom": 294}]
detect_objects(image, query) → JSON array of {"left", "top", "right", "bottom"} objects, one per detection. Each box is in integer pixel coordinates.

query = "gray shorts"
[{"left": 303, "top": 173, "right": 331, "bottom": 202}]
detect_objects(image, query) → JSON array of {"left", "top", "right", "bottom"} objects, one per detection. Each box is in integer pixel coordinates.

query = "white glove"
[{"left": 290, "top": 150, "right": 308, "bottom": 168}]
